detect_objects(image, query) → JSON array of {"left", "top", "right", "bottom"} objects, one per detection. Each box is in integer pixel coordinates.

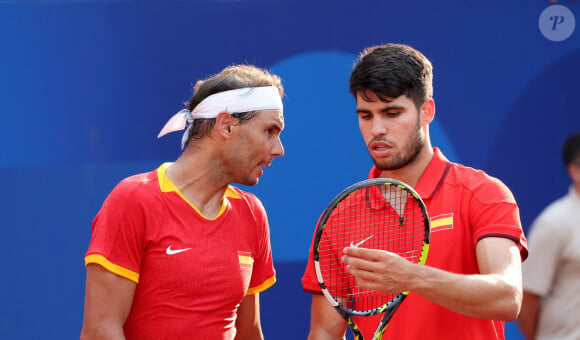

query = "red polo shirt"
[{"left": 302, "top": 148, "right": 527, "bottom": 340}]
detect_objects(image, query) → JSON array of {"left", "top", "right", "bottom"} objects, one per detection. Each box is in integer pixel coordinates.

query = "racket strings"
[{"left": 318, "top": 184, "right": 426, "bottom": 313}]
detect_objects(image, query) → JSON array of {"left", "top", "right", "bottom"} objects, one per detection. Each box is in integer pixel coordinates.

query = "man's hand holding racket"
[
  {"left": 342, "top": 246, "right": 422, "bottom": 294},
  {"left": 313, "top": 178, "right": 430, "bottom": 339}
]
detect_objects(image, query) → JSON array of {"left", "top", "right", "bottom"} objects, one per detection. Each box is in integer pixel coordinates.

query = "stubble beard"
[
  {"left": 229, "top": 161, "right": 260, "bottom": 187},
  {"left": 230, "top": 153, "right": 261, "bottom": 187},
  {"left": 240, "top": 173, "right": 259, "bottom": 186},
  {"left": 373, "top": 125, "right": 424, "bottom": 171}
]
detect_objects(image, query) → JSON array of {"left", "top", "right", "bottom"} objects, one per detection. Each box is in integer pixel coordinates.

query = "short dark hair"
[
  {"left": 184, "top": 64, "right": 283, "bottom": 146},
  {"left": 349, "top": 43, "right": 433, "bottom": 109},
  {"left": 562, "top": 131, "right": 580, "bottom": 166}
]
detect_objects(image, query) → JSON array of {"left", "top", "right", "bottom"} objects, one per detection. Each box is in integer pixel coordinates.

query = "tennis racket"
[{"left": 313, "top": 178, "right": 430, "bottom": 339}]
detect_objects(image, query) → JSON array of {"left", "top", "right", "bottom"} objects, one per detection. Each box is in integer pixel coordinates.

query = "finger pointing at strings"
[
  {"left": 343, "top": 245, "right": 385, "bottom": 262},
  {"left": 341, "top": 247, "right": 384, "bottom": 277},
  {"left": 341, "top": 251, "right": 385, "bottom": 291},
  {"left": 342, "top": 247, "right": 413, "bottom": 293}
]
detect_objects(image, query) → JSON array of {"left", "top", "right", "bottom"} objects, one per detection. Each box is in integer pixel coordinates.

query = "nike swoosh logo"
[
  {"left": 349, "top": 235, "right": 374, "bottom": 248},
  {"left": 166, "top": 246, "right": 191, "bottom": 255}
]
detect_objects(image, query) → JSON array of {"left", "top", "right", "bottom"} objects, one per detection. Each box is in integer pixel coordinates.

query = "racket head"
[{"left": 313, "top": 178, "right": 430, "bottom": 318}]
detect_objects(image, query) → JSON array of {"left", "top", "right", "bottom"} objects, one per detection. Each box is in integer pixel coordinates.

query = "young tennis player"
[
  {"left": 81, "top": 64, "right": 285, "bottom": 339},
  {"left": 302, "top": 43, "right": 528, "bottom": 340}
]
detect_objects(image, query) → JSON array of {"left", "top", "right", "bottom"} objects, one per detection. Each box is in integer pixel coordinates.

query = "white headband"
[{"left": 157, "top": 86, "right": 283, "bottom": 148}]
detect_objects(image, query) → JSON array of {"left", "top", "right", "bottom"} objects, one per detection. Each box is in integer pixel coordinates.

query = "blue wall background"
[{"left": 1, "top": 0, "right": 579, "bottom": 339}]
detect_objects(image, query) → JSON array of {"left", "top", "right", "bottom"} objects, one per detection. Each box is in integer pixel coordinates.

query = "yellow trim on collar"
[{"left": 157, "top": 163, "right": 240, "bottom": 220}]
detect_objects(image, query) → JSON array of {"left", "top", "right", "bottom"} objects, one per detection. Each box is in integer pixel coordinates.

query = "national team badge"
[
  {"left": 430, "top": 213, "right": 454, "bottom": 232},
  {"left": 238, "top": 251, "right": 253, "bottom": 268}
]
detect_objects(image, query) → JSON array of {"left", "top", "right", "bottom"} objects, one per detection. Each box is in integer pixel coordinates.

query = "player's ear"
[
  {"left": 420, "top": 99, "right": 435, "bottom": 125},
  {"left": 215, "top": 112, "right": 234, "bottom": 138}
]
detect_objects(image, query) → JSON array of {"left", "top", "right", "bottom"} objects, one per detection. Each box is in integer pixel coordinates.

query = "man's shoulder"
[
  {"left": 111, "top": 170, "right": 159, "bottom": 198},
  {"left": 534, "top": 191, "right": 577, "bottom": 224},
  {"left": 445, "top": 162, "right": 515, "bottom": 203},
  {"left": 227, "top": 186, "right": 268, "bottom": 225},
  {"left": 227, "top": 186, "right": 265, "bottom": 209}
]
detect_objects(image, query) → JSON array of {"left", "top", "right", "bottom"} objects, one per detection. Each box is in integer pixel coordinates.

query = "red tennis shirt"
[
  {"left": 302, "top": 148, "right": 528, "bottom": 340},
  {"left": 86, "top": 163, "right": 276, "bottom": 339}
]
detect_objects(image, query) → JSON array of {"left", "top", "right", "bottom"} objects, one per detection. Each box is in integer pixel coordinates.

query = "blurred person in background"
[{"left": 518, "top": 131, "right": 580, "bottom": 340}]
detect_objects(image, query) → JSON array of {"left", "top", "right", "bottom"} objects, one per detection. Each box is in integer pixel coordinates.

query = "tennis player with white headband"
[
  {"left": 158, "top": 85, "right": 283, "bottom": 149},
  {"left": 82, "top": 64, "right": 285, "bottom": 340}
]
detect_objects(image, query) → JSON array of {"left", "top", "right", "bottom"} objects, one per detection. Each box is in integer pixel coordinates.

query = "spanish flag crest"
[
  {"left": 238, "top": 251, "right": 253, "bottom": 268},
  {"left": 430, "top": 213, "right": 454, "bottom": 231}
]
